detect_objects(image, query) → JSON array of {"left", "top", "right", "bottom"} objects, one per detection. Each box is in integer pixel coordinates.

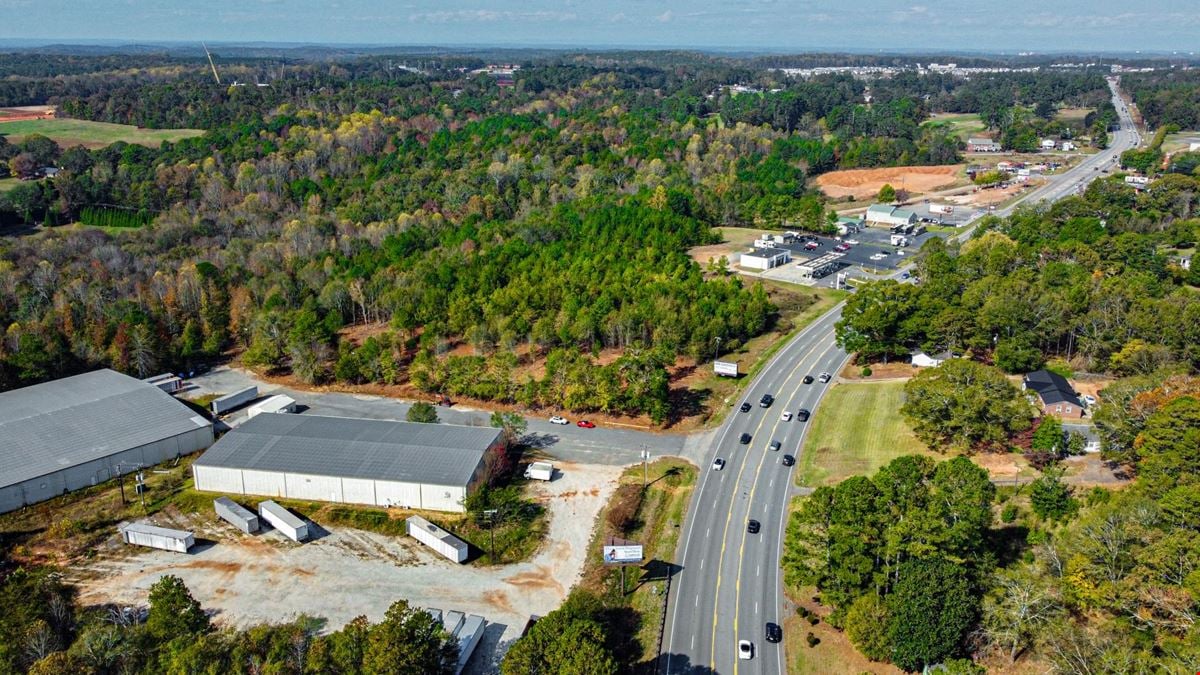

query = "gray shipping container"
[
  {"left": 214, "top": 496, "right": 260, "bottom": 533},
  {"left": 258, "top": 500, "right": 308, "bottom": 542},
  {"left": 442, "top": 610, "right": 465, "bottom": 636},
  {"left": 211, "top": 386, "right": 258, "bottom": 414},
  {"left": 143, "top": 373, "right": 183, "bottom": 393},
  {"left": 454, "top": 614, "right": 486, "bottom": 674},
  {"left": 119, "top": 521, "right": 194, "bottom": 553}
]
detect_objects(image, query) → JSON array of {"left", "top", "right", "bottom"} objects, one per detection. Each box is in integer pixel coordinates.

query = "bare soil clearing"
[{"left": 814, "top": 165, "right": 963, "bottom": 199}]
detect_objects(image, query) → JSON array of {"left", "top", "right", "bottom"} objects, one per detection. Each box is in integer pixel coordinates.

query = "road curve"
[{"left": 660, "top": 77, "right": 1137, "bottom": 675}]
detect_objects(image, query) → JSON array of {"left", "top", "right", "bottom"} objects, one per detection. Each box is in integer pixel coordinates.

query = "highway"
[{"left": 660, "top": 76, "right": 1138, "bottom": 675}]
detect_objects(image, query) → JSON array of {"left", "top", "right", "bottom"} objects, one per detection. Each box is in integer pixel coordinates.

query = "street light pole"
[
  {"left": 640, "top": 448, "right": 650, "bottom": 488},
  {"left": 714, "top": 336, "right": 721, "bottom": 363}
]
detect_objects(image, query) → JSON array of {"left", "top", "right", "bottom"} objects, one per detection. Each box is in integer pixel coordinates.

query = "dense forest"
[
  {"left": 1125, "top": 69, "right": 1200, "bottom": 130},
  {"left": 0, "top": 52, "right": 1111, "bottom": 420}
]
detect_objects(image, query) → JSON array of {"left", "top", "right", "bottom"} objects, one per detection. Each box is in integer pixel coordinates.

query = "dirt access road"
[{"left": 76, "top": 462, "right": 623, "bottom": 673}]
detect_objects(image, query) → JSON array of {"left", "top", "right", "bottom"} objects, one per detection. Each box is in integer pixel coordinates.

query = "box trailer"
[
  {"left": 214, "top": 496, "right": 260, "bottom": 534},
  {"left": 247, "top": 394, "right": 297, "bottom": 418},
  {"left": 454, "top": 614, "right": 486, "bottom": 674},
  {"left": 442, "top": 610, "right": 465, "bottom": 636},
  {"left": 258, "top": 500, "right": 308, "bottom": 542},
  {"left": 212, "top": 386, "right": 258, "bottom": 414},
  {"left": 407, "top": 515, "right": 469, "bottom": 563},
  {"left": 143, "top": 373, "right": 183, "bottom": 393},
  {"left": 928, "top": 203, "right": 954, "bottom": 215},
  {"left": 890, "top": 234, "right": 910, "bottom": 247},
  {"left": 119, "top": 522, "right": 194, "bottom": 553},
  {"left": 523, "top": 462, "right": 554, "bottom": 481}
]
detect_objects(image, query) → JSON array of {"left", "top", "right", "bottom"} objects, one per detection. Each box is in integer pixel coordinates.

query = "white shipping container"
[
  {"left": 119, "top": 522, "right": 194, "bottom": 553},
  {"left": 454, "top": 615, "right": 486, "bottom": 674},
  {"left": 407, "top": 515, "right": 469, "bottom": 563},
  {"left": 523, "top": 462, "right": 553, "bottom": 481},
  {"left": 212, "top": 386, "right": 259, "bottom": 414},
  {"left": 247, "top": 394, "right": 297, "bottom": 418},
  {"left": 258, "top": 500, "right": 308, "bottom": 542},
  {"left": 214, "top": 496, "right": 260, "bottom": 533},
  {"left": 928, "top": 204, "right": 954, "bottom": 215}
]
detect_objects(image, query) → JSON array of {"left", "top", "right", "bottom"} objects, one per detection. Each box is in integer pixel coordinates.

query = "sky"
[{"left": 1, "top": 0, "right": 1197, "bottom": 53}]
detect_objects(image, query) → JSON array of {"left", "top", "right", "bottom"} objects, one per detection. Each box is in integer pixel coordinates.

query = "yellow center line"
[
  {"left": 732, "top": 341, "right": 837, "bottom": 675},
  {"left": 709, "top": 338, "right": 827, "bottom": 672}
]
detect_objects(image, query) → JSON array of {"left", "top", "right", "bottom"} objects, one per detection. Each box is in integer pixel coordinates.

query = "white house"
[
  {"left": 911, "top": 350, "right": 954, "bottom": 368},
  {"left": 1061, "top": 141, "right": 1076, "bottom": 151},
  {"left": 967, "top": 137, "right": 1001, "bottom": 152},
  {"left": 1041, "top": 139, "right": 1057, "bottom": 150},
  {"left": 739, "top": 247, "right": 791, "bottom": 270}
]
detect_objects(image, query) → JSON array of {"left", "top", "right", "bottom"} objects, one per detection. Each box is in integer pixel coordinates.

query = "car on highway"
[
  {"left": 759, "top": 394, "right": 774, "bottom": 408},
  {"left": 549, "top": 415, "right": 569, "bottom": 425},
  {"left": 712, "top": 458, "right": 726, "bottom": 471},
  {"left": 802, "top": 375, "right": 814, "bottom": 384},
  {"left": 739, "top": 433, "right": 752, "bottom": 444},
  {"left": 768, "top": 440, "right": 781, "bottom": 452},
  {"left": 576, "top": 420, "right": 595, "bottom": 428},
  {"left": 796, "top": 409, "right": 810, "bottom": 422},
  {"left": 738, "top": 640, "right": 754, "bottom": 660},
  {"left": 782, "top": 454, "right": 795, "bottom": 467},
  {"left": 781, "top": 411, "right": 793, "bottom": 422},
  {"left": 804, "top": 241, "right": 820, "bottom": 250},
  {"left": 845, "top": 238, "right": 859, "bottom": 245},
  {"left": 834, "top": 243, "right": 852, "bottom": 252},
  {"left": 740, "top": 402, "right": 752, "bottom": 413},
  {"left": 747, "top": 519, "right": 761, "bottom": 534},
  {"left": 818, "top": 372, "right": 832, "bottom": 383},
  {"left": 765, "top": 622, "right": 783, "bottom": 643}
]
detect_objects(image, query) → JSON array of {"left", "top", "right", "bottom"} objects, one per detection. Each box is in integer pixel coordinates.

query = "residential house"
[
  {"left": 967, "top": 137, "right": 1002, "bottom": 152},
  {"left": 1023, "top": 370, "right": 1085, "bottom": 420}
]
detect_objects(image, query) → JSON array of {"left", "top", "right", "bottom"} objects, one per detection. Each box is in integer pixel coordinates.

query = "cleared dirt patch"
[{"left": 814, "top": 165, "right": 963, "bottom": 199}]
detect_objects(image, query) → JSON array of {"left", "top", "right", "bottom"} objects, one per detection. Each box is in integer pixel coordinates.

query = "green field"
[
  {"left": 0, "top": 118, "right": 203, "bottom": 148},
  {"left": 921, "top": 112, "right": 986, "bottom": 140},
  {"left": 797, "top": 380, "right": 933, "bottom": 486},
  {"left": 1162, "top": 131, "right": 1200, "bottom": 155},
  {"left": 0, "top": 177, "right": 20, "bottom": 192}
]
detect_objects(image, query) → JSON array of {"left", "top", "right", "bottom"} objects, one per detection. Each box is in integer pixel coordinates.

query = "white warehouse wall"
[{"left": 191, "top": 466, "right": 470, "bottom": 513}]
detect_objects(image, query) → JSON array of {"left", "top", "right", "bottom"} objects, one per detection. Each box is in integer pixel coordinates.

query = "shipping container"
[
  {"left": 142, "top": 373, "right": 183, "bottom": 393},
  {"left": 214, "top": 496, "right": 260, "bottom": 533},
  {"left": 928, "top": 204, "right": 954, "bottom": 215},
  {"left": 454, "top": 614, "right": 486, "bottom": 674},
  {"left": 212, "top": 386, "right": 259, "bottom": 414},
  {"left": 442, "top": 610, "right": 465, "bottom": 635},
  {"left": 247, "top": 394, "right": 297, "bottom": 418},
  {"left": 119, "top": 521, "right": 194, "bottom": 553},
  {"left": 258, "top": 500, "right": 308, "bottom": 542},
  {"left": 407, "top": 515, "right": 469, "bottom": 563},
  {"left": 523, "top": 462, "right": 553, "bottom": 481}
]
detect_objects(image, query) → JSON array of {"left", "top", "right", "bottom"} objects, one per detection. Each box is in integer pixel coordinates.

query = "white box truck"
[
  {"left": 890, "top": 234, "right": 910, "bottom": 247},
  {"left": 523, "top": 462, "right": 554, "bottom": 481},
  {"left": 258, "top": 500, "right": 308, "bottom": 542}
]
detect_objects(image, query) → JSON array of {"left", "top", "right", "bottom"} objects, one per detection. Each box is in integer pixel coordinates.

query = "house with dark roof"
[{"left": 1023, "top": 370, "right": 1084, "bottom": 419}]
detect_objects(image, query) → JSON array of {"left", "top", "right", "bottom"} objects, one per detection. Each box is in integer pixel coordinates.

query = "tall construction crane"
[{"left": 202, "top": 42, "right": 221, "bottom": 84}]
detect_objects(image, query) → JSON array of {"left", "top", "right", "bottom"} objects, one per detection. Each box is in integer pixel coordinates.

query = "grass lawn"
[
  {"left": 796, "top": 381, "right": 932, "bottom": 487},
  {"left": 0, "top": 177, "right": 22, "bottom": 192},
  {"left": 921, "top": 112, "right": 986, "bottom": 140},
  {"left": 1162, "top": 131, "right": 1200, "bottom": 155},
  {"left": 0, "top": 118, "right": 203, "bottom": 148}
]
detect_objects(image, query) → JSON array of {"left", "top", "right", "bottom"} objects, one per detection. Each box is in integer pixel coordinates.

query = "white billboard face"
[
  {"left": 714, "top": 361, "right": 739, "bottom": 377},
  {"left": 603, "top": 544, "right": 644, "bottom": 564}
]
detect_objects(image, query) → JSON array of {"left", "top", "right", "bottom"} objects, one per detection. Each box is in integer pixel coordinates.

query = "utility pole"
[
  {"left": 640, "top": 448, "right": 650, "bottom": 488},
  {"left": 484, "top": 509, "right": 498, "bottom": 563},
  {"left": 714, "top": 336, "right": 721, "bottom": 363}
]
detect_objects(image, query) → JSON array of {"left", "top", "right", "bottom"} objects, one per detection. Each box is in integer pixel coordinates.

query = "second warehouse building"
[{"left": 192, "top": 414, "right": 502, "bottom": 513}]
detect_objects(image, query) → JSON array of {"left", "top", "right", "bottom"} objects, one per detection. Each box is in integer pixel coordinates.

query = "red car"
[
  {"left": 804, "top": 241, "right": 820, "bottom": 250},
  {"left": 577, "top": 420, "right": 596, "bottom": 428}
]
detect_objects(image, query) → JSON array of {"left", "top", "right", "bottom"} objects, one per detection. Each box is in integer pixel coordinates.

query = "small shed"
[
  {"left": 739, "top": 247, "right": 792, "bottom": 271},
  {"left": 214, "top": 496, "right": 260, "bottom": 533},
  {"left": 119, "top": 521, "right": 194, "bottom": 553},
  {"left": 407, "top": 515, "right": 469, "bottom": 563}
]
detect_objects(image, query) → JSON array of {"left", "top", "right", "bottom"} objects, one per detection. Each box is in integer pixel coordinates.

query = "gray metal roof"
[
  {"left": 0, "top": 369, "right": 212, "bottom": 488},
  {"left": 195, "top": 414, "right": 498, "bottom": 487}
]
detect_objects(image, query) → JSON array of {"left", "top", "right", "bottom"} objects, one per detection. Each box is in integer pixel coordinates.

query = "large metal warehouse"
[
  {"left": 0, "top": 369, "right": 214, "bottom": 514},
  {"left": 192, "top": 414, "right": 502, "bottom": 513}
]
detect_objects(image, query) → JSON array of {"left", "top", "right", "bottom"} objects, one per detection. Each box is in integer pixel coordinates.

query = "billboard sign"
[
  {"left": 714, "top": 360, "right": 739, "bottom": 377},
  {"left": 603, "top": 544, "right": 644, "bottom": 564}
]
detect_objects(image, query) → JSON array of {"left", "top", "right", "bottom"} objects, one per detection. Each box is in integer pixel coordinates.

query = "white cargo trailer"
[
  {"left": 247, "top": 394, "right": 297, "bottom": 418},
  {"left": 119, "top": 522, "right": 194, "bottom": 553},
  {"left": 442, "top": 610, "right": 465, "bottom": 635},
  {"left": 211, "top": 386, "right": 258, "bottom": 414},
  {"left": 928, "top": 203, "right": 954, "bottom": 215},
  {"left": 214, "top": 496, "right": 260, "bottom": 533},
  {"left": 258, "top": 500, "right": 308, "bottom": 542},
  {"left": 454, "top": 614, "right": 486, "bottom": 674},
  {"left": 407, "top": 515, "right": 469, "bottom": 563},
  {"left": 523, "top": 462, "right": 554, "bottom": 481},
  {"left": 142, "top": 373, "right": 183, "bottom": 393}
]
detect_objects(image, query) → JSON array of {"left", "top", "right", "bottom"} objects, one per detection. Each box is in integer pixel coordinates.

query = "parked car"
[
  {"left": 782, "top": 454, "right": 795, "bottom": 467},
  {"left": 834, "top": 243, "right": 851, "bottom": 252},
  {"left": 549, "top": 415, "right": 569, "bottom": 425},
  {"left": 576, "top": 420, "right": 596, "bottom": 428},
  {"left": 740, "top": 402, "right": 752, "bottom": 413},
  {"left": 765, "top": 622, "right": 783, "bottom": 643},
  {"left": 747, "top": 519, "right": 761, "bottom": 534},
  {"left": 901, "top": 271, "right": 910, "bottom": 279},
  {"left": 796, "top": 409, "right": 810, "bottom": 422},
  {"left": 738, "top": 640, "right": 754, "bottom": 660},
  {"left": 712, "top": 458, "right": 726, "bottom": 471},
  {"left": 781, "top": 411, "right": 793, "bottom": 422},
  {"left": 759, "top": 394, "right": 774, "bottom": 408},
  {"left": 1082, "top": 394, "right": 1097, "bottom": 406},
  {"left": 845, "top": 239, "right": 860, "bottom": 245},
  {"left": 804, "top": 241, "right": 820, "bottom": 250},
  {"left": 818, "top": 372, "right": 832, "bottom": 383},
  {"left": 769, "top": 440, "right": 782, "bottom": 452},
  {"left": 802, "top": 374, "right": 814, "bottom": 384},
  {"left": 739, "top": 433, "right": 752, "bottom": 444}
]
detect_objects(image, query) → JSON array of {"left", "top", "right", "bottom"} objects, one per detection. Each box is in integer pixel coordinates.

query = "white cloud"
[
  {"left": 408, "top": 9, "right": 576, "bottom": 24},
  {"left": 656, "top": 10, "right": 673, "bottom": 23}
]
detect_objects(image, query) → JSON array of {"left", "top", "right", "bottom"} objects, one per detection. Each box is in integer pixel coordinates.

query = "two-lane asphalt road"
[{"left": 662, "top": 77, "right": 1138, "bottom": 675}]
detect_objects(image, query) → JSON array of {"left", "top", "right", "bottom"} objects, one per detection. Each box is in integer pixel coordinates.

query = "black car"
[
  {"left": 739, "top": 433, "right": 752, "bottom": 444},
  {"left": 768, "top": 440, "right": 781, "bottom": 452},
  {"left": 782, "top": 454, "right": 795, "bottom": 467},
  {"left": 740, "top": 402, "right": 752, "bottom": 413},
  {"left": 759, "top": 394, "right": 774, "bottom": 408},
  {"left": 802, "top": 375, "right": 814, "bottom": 384},
  {"left": 796, "top": 409, "right": 810, "bottom": 422},
  {"left": 747, "top": 519, "right": 761, "bottom": 534},
  {"left": 765, "top": 622, "right": 783, "bottom": 643}
]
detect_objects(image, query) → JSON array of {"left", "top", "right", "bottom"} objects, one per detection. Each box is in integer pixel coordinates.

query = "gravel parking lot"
[{"left": 76, "top": 462, "right": 624, "bottom": 673}]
